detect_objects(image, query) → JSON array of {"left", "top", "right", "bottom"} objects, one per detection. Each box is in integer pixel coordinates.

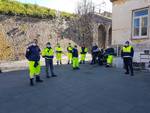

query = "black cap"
[
  {"left": 47, "top": 42, "right": 51, "bottom": 45},
  {"left": 125, "top": 41, "right": 129, "bottom": 44},
  {"left": 74, "top": 45, "right": 77, "bottom": 48}
]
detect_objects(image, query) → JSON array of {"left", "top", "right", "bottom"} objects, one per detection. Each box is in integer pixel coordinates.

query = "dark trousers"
[
  {"left": 123, "top": 57, "right": 134, "bottom": 75},
  {"left": 45, "top": 59, "right": 54, "bottom": 76},
  {"left": 91, "top": 53, "right": 97, "bottom": 64},
  {"left": 98, "top": 55, "right": 104, "bottom": 65}
]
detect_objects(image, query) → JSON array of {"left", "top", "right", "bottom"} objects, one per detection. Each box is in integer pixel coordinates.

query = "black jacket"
[
  {"left": 105, "top": 48, "right": 114, "bottom": 56},
  {"left": 25, "top": 45, "right": 41, "bottom": 61},
  {"left": 72, "top": 48, "right": 78, "bottom": 58}
]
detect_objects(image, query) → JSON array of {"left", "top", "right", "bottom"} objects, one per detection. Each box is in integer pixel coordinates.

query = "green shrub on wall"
[
  {"left": 0, "top": 0, "right": 74, "bottom": 19},
  {"left": 61, "top": 12, "right": 74, "bottom": 18}
]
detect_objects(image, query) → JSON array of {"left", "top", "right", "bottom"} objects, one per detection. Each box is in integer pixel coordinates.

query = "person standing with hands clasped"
[
  {"left": 55, "top": 43, "right": 63, "bottom": 65},
  {"left": 25, "top": 39, "right": 43, "bottom": 86},
  {"left": 121, "top": 41, "right": 134, "bottom": 76},
  {"left": 42, "top": 42, "right": 57, "bottom": 78}
]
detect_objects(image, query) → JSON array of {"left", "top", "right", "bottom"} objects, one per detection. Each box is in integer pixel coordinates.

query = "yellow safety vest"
[
  {"left": 67, "top": 46, "right": 72, "bottom": 53},
  {"left": 80, "top": 47, "right": 88, "bottom": 54},
  {"left": 122, "top": 46, "right": 132, "bottom": 53},
  {"left": 42, "top": 47, "right": 54, "bottom": 57},
  {"left": 55, "top": 47, "right": 62, "bottom": 53}
]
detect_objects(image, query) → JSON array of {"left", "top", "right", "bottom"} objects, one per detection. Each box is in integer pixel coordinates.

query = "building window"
[{"left": 132, "top": 8, "right": 148, "bottom": 39}]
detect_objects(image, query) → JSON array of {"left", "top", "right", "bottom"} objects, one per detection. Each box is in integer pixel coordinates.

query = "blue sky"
[{"left": 17, "top": 0, "right": 112, "bottom": 13}]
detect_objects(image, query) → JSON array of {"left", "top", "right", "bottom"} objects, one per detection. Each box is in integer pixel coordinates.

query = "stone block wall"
[{"left": 0, "top": 15, "right": 93, "bottom": 61}]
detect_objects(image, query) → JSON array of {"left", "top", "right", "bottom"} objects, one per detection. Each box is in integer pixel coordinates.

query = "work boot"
[
  {"left": 60, "top": 61, "right": 62, "bottom": 65},
  {"left": 46, "top": 75, "right": 50, "bottom": 78},
  {"left": 0, "top": 69, "right": 2, "bottom": 73},
  {"left": 52, "top": 74, "right": 57, "bottom": 77},
  {"left": 106, "top": 64, "right": 110, "bottom": 68},
  {"left": 131, "top": 73, "right": 134, "bottom": 76},
  {"left": 57, "top": 61, "right": 59, "bottom": 66},
  {"left": 125, "top": 72, "right": 129, "bottom": 74},
  {"left": 76, "top": 67, "right": 80, "bottom": 70},
  {"left": 30, "top": 78, "right": 34, "bottom": 86},
  {"left": 83, "top": 61, "right": 85, "bottom": 64},
  {"left": 36, "top": 76, "right": 43, "bottom": 83}
]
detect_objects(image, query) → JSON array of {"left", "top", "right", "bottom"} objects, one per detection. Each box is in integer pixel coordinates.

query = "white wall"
[{"left": 112, "top": 0, "right": 150, "bottom": 45}]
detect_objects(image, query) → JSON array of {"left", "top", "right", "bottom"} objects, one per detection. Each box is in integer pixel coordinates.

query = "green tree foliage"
[{"left": 0, "top": 0, "right": 74, "bottom": 19}]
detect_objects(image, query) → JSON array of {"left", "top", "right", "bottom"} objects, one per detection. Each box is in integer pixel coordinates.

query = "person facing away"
[
  {"left": 121, "top": 41, "right": 134, "bottom": 76},
  {"left": 25, "top": 39, "right": 43, "bottom": 86},
  {"left": 91, "top": 43, "right": 99, "bottom": 64},
  {"left": 80, "top": 44, "right": 88, "bottom": 64},
  {"left": 42, "top": 42, "right": 57, "bottom": 78},
  {"left": 55, "top": 43, "right": 63, "bottom": 65},
  {"left": 97, "top": 49, "right": 104, "bottom": 66},
  {"left": 67, "top": 43, "right": 73, "bottom": 64},
  {"left": 72, "top": 45, "right": 80, "bottom": 70}
]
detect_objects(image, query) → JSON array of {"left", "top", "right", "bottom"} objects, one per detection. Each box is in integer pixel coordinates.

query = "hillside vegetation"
[{"left": 0, "top": 0, "right": 74, "bottom": 19}]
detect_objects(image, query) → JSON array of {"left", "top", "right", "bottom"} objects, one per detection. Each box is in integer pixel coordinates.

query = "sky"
[{"left": 17, "top": 0, "right": 112, "bottom": 13}]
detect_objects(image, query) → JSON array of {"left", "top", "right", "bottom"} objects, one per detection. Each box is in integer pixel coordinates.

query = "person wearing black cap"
[
  {"left": 121, "top": 41, "right": 134, "bottom": 76},
  {"left": 25, "top": 39, "right": 43, "bottom": 86},
  {"left": 42, "top": 42, "right": 57, "bottom": 78}
]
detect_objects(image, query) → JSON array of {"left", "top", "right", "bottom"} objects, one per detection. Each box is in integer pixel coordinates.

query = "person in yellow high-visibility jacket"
[
  {"left": 55, "top": 43, "right": 63, "bottom": 65},
  {"left": 121, "top": 41, "right": 134, "bottom": 76},
  {"left": 67, "top": 43, "right": 73, "bottom": 64},
  {"left": 80, "top": 45, "right": 88, "bottom": 64},
  {"left": 42, "top": 42, "right": 57, "bottom": 78}
]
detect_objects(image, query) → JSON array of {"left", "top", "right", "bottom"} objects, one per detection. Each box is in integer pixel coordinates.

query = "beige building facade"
[{"left": 111, "top": 0, "right": 150, "bottom": 52}]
